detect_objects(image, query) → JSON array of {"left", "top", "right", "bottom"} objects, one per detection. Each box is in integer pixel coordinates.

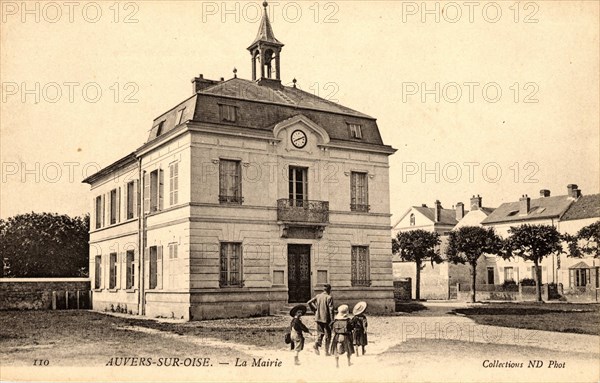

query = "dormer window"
[
  {"left": 219, "top": 104, "right": 237, "bottom": 123},
  {"left": 176, "top": 108, "right": 186, "bottom": 125},
  {"left": 349, "top": 123, "right": 362, "bottom": 139},
  {"left": 154, "top": 121, "right": 164, "bottom": 137}
]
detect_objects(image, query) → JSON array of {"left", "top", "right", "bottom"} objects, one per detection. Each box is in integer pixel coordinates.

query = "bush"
[
  {"left": 501, "top": 280, "right": 518, "bottom": 291},
  {"left": 520, "top": 278, "right": 537, "bottom": 286}
]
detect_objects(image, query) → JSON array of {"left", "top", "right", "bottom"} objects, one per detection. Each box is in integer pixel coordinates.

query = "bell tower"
[{"left": 247, "top": 1, "right": 284, "bottom": 87}]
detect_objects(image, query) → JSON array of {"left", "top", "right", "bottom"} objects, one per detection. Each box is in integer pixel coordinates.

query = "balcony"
[{"left": 277, "top": 199, "right": 329, "bottom": 224}]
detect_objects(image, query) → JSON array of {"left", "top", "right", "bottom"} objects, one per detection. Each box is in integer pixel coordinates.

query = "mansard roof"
[{"left": 145, "top": 77, "right": 391, "bottom": 150}]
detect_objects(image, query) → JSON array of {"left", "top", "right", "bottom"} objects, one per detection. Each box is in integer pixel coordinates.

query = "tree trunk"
[
  {"left": 534, "top": 259, "right": 542, "bottom": 302},
  {"left": 415, "top": 260, "right": 421, "bottom": 301},
  {"left": 470, "top": 262, "right": 477, "bottom": 303}
]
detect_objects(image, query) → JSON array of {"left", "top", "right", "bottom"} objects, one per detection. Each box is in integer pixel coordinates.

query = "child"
[
  {"left": 351, "top": 301, "right": 368, "bottom": 356},
  {"left": 329, "top": 304, "right": 354, "bottom": 368},
  {"left": 289, "top": 304, "right": 310, "bottom": 365}
]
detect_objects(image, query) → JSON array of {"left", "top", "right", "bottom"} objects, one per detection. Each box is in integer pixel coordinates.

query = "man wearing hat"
[{"left": 306, "top": 284, "right": 334, "bottom": 356}]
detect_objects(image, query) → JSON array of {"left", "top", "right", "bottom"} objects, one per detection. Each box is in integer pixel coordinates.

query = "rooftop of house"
[
  {"left": 412, "top": 205, "right": 466, "bottom": 226},
  {"left": 481, "top": 194, "right": 575, "bottom": 225},
  {"left": 560, "top": 194, "right": 600, "bottom": 221}
]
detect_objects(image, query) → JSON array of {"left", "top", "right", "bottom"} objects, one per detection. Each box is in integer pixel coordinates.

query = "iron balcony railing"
[{"left": 277, "top": 199, "right": 329, "bottom": 224}]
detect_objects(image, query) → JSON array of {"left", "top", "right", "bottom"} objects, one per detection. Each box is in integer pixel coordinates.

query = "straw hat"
[
  {"left": 289, "top": 304, "right": 307, "bottom": 317},
  {"left": 352, "top": 301, "right": 367, "bottom": 316},
  {"left": 334, "top": 304, "right": 350, "bottom": 320}
]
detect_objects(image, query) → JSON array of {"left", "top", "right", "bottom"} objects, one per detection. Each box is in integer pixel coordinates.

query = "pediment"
[{"left": 272, "top": 114, "right": 330, "bottom": 145}]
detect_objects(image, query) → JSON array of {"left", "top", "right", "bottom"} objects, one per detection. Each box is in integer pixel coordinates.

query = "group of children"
[{"left": 288, "top": 301, "right": 368, "bottom": 368}]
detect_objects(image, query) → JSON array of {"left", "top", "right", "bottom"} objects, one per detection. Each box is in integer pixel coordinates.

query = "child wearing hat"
[
  {"left": 289, "top": 304, "right": 311, "bottom": 365},
  {"left": 329, "top": 304, "right": 354, "bottom": 368},
  {"left": 351, "top": 301, "right": 368, "bottom": 356}
]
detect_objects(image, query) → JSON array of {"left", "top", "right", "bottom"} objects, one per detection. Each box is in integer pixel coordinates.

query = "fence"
[{"left": 0, "top": 278, "right": 91, "bottom": 310}]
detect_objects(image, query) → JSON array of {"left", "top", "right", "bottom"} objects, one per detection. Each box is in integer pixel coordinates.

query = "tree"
[
  {"left": 503, "top": 224, "right": 563, "bottom": 302},
  {"left": 0, "top": 212, "right": 89, "bottom": 277},
  {"left": 392, "top": 230, "right": 443, "bottom": 300},
  {"left": 566, "top": 221, "right": 600, "bottom": 259},
  {"left": 446, "top": 226, "right": 504, "bottom": 303}
]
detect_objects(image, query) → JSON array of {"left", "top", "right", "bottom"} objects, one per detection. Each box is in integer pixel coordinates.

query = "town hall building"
[{"left": 83, "top": 3, "right": 396, "bottom": 320}]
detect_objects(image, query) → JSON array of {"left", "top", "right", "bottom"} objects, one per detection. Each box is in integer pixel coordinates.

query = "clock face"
[{"left": 291, "top": 130, "right": 307, "bottom": 149}]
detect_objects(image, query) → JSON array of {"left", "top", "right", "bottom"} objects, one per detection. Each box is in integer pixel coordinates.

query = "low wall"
[
  {"left": 0, "top": 278, "right": 91, "bottom": 310},
  {"left": 455, "top": 284, "right": 548, "bottom": 302},
  {"left": 560, "top": 286, "right": 599, "bottom": 302}
]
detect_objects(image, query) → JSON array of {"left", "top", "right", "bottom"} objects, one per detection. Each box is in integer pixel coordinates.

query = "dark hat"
[{"left": 290, "top": 304, "right": 307, "bottom": 317}]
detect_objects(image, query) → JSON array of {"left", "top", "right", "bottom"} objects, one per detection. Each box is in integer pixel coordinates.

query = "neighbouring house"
[
  {"left": 449, "top": 195, "right": 497, "bottom": 288},
  {"left": 557, "top": 193, "right": 599, "bottom": 300},
  {"left": 481, "top": 185, "right": 584, "bottom": 287},
  {"left": 82, "top": 4, "right": 396, "bottom": 320},
  {"left": 392, "top": 200, "right": 469, "bottom": 299},
  {"left": 392, "top": 200, "right": 464, "bottom": 237}
]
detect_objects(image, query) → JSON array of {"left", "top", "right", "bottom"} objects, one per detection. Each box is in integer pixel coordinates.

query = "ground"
[{"left": 1, "top": 303, "right": 599, "bottom": 382}]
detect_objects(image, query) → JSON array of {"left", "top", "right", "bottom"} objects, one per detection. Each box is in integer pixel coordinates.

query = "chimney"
[
  {"left": 539, "top": 189, "right": 551, "bottom": 197},
  {"left": 567, "top": 184, "right": 581, "bottom": 199},
  {"left": 470, "top": 195, "right": 482, "bottom": 211},
  {"left": 519, "top": 195, "right": 530, "bottom": 215},
  {"left": 455, "top": 202, "right": 465, "bottom": 221},
  {"left": 434, "top": 200, "right": 442, "bottom": 222},
  {"left": 191, "top": 74, "right": 220, "bottom": 93}
]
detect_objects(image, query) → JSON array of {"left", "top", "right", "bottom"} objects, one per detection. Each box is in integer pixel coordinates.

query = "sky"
[{"left": 1, "top": 0, "right": 599, "bottom": 221}]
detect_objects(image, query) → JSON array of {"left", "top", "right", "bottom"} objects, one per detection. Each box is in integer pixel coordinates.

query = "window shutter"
[
  {"left": 157, "top": 246, "right": 163, "bottom": 290},
  {"left": 92, "top": 197, "right": 96, "bottom": 228},
  {"left": 159, "top": 169, "right": 164, "bottom": 211},
  {"left": 350, "top": 173, "right": 357, "bottom": 205},
  {"left": 143, "top": 173, "right": 150, "bottom": 213},
  {"left": 101, "top": 194, "right": 106, "bottom": 227},
  {"left": 133, "top": 179, "right": 139, "bottom": 218},
  {"left": 116, "top": 187, "right": 121, "bottom": 223},
  {"left": 144, "top": 247, "right": 150, "bottom": 290},
  {"left": 568, "top": 269, "right": 574, "bottom": 288},
  {"left": 364, "top": 174, "right": 369, "bottom": 207}
]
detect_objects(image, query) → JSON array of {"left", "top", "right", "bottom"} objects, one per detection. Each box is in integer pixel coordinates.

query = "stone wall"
[{"left": 0, "top": 278, "right": 91, "bottom": 310}]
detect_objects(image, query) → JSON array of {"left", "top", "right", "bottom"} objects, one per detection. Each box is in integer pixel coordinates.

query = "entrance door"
[
  {"left": 288, "top": 244, "right": 311, "bottom": 303},
  {"left": 487, "top": 267, "right": 495, "bottom": 284}
]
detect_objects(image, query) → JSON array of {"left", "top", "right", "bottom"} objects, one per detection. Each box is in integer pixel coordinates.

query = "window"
[
  {"left": 125, "top": 250, "right": 135, "bottom": 289},
  {"left": 289, "top": 166, "right": 308, "bottom": 206},
  {"left": 348, "top": 123, "right": 362, "bottom": 139},
  {"left": 148, "top": 246, "right": 163, "bottom": 290},
  {"left": 109, "top": 189, "right": 119, "bottom": 225},
  {"left": 169, "top": 243, "right": 178, "bottom": 259},
  {"left": 219, "top": 160, "right": 242, "bottom": 204},
  {"left": 220, "top": 242, "right": 242, "bottom": 287},
  {"left": 95, "top": 196, "right": 103, "bottom": 229},
  {"left": 155, "top": 121, "right": 164, "bottom": 137},
  {"left": 570, "top": 268, "right": 590, "bottom": 287},
  {"left": 94, "top": 255, "right": 102, "bottom": 289},
  {"left": 109, "top": 253, "right": 117, "bottom": 289},
  {"left": 487, "top": 267, "right": 495, "bottom": 284},
  {"left": 409, "top": 213, "right": 415, "bottom": 226},
  {"left": 351, "top": 246, "right": 370, "bottom": 286},
  {"left": 144, "top": 169, "right": 164, "bottom": 213},
  {"left": 350, "top": 172, "right": 369, "bottom": 212},
  {"left": 596, "top": 268, "right": 600, "bottom": 289},
  {"left": 530, "top": 265, "right": 541, "bottom": 280},
  {"left": 169, "top": 162, "right": 179, "bottom": 206},
  {"left": 176, "top": 108, "right": 186, "bottom": 125},
  {"left": 219, "top": 104, "right": 237, "bottom": 122},
  {"left": 504, "top": 267, "right": 514, "bottom": 281},
  {"left": 126, "top": 181, "right": 136, "bottom": 220}
]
